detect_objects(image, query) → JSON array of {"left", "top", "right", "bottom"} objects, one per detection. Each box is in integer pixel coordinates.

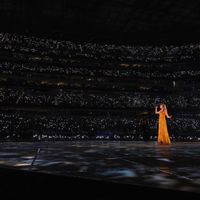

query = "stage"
[{"left": 0, "top": 141, "right": 199, "bottom": 195}]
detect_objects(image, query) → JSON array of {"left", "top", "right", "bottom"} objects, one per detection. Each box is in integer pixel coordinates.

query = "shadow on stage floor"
[{"left": 0, "top": 166, "right": 199, "bottom": 199}]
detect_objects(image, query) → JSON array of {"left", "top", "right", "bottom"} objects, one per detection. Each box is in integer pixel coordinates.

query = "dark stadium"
[{"left": 0, "top": 0, "right": 200, "bottom": 199}]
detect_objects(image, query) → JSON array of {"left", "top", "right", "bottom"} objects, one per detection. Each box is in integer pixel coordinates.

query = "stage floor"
[{"left": 0, "top": 141, "right": 199, "bottom": 193}]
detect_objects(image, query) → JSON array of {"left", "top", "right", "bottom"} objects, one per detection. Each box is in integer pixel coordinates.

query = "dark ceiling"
[{"left": 0, "top": 0, "right": 200, "bottom": 45}]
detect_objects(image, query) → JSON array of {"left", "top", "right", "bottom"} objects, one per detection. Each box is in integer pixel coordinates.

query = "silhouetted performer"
[{"left": 138, "top": 118, "right": 150, "bottom": 141}]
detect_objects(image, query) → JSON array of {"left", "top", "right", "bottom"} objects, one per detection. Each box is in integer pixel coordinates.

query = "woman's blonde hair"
[{"left": 161, "top": 103, "right": 168, "bottom": 114}]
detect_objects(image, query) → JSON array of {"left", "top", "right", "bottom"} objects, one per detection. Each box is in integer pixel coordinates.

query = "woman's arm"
[
  {"left": 155, "top": 106, "right": 160, "bottom": 114},
  {"left": 164, "top": 109, "right": 172, "bottom": 119}
]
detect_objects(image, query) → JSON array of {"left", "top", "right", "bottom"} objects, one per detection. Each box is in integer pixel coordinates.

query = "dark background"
[
  {"left": 0, "top": 0, "right": 200, "bottom": 45},
  {"left": 0, "top": 0, "right": 199, "bottom": 141}
]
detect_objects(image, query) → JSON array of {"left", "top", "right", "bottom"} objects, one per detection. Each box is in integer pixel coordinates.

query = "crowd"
[
  {"left": 0, "top": 87, "right": 199, "bottom": 109},
  {"left": 0, "top": 111, "right": 199, "bottom": 141},
  {"left": 1, "top": 61, "right": 200, "bottom": 80},
  {"left": 0, "top": 33, "right": 199, "bottom": 62},
  {"left": 0, "top": 32, "right": 199, "bottom": 141}
]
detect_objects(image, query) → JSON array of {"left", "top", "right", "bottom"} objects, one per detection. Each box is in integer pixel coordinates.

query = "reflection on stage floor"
[{"left": 0, "top": 141, "right": 199, "bottom": 193}]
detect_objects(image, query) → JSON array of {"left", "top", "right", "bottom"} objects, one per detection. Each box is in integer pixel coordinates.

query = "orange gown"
[{"left": 158, "top": 111, "right": 171, "bottom": 144}]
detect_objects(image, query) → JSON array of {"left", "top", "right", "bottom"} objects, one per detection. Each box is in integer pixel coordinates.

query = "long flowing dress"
[{"left": 158, "top": 111, "right": 171, "bottom": 144}]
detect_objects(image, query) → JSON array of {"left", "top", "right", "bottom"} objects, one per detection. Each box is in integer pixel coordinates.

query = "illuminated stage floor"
[{"left": 0, "top": 141, "right": 200, "bottom": 194}]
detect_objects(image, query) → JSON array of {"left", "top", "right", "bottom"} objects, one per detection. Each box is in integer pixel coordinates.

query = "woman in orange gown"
[{"left": 155, "top": 104, "right": 172, "bottom": 144}]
